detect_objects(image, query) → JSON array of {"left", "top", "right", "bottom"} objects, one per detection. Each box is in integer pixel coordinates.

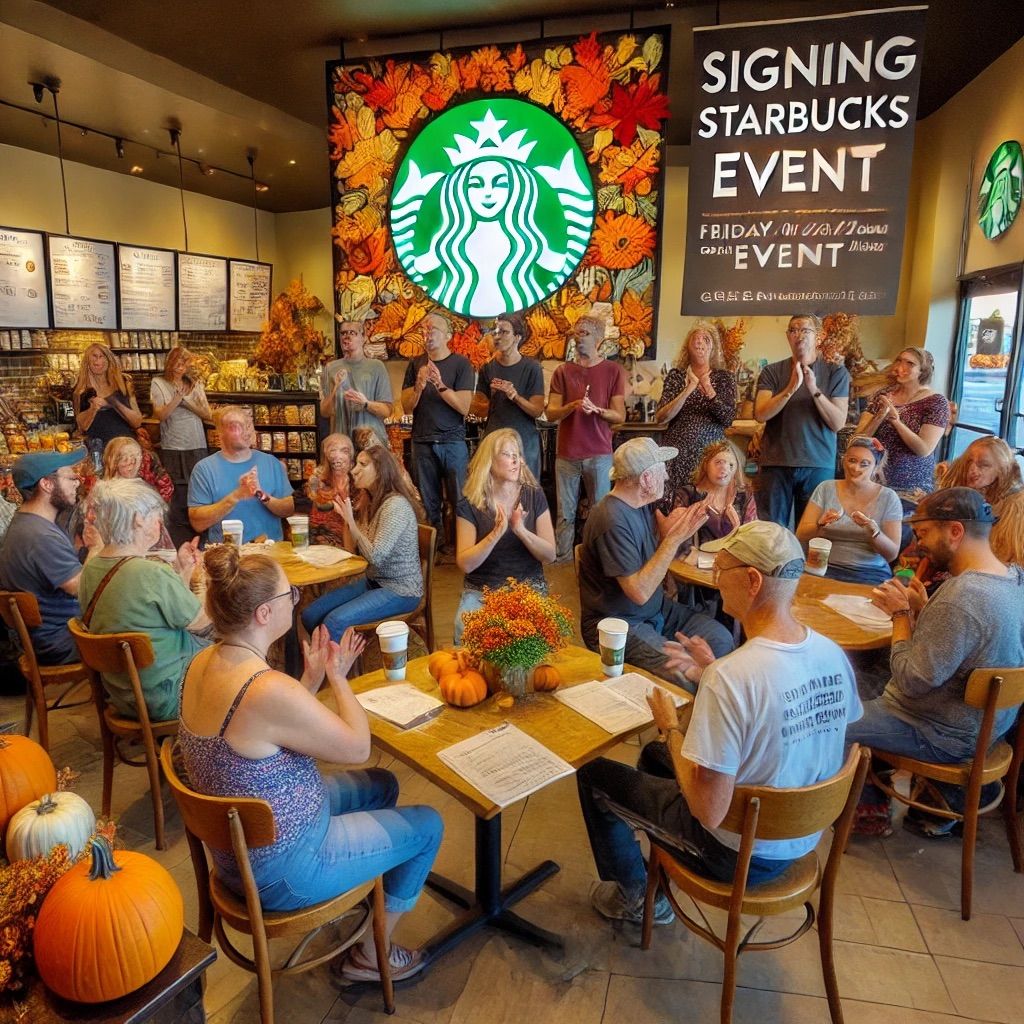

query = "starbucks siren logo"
[{"left": 391, "top": 98, "right": 595, "bottom": 318}]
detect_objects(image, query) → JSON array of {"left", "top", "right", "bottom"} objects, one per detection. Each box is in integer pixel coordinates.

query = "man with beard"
[
  {"left": 754, "top": 313, "right": 849, "bottom": 526},
  {"left": 0, "top": 449, "right": 103, "bottom": 664},
  {"left": 320, "top": 319, "right": 393, "bottom": 444},
  {"left": 847, "top": 487, "right": 1024, "bottom": 837}
]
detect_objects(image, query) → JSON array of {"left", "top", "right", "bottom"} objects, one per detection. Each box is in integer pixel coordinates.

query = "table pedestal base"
[{"left": 424, "top": 811, "right": 563, "bottom": 963}]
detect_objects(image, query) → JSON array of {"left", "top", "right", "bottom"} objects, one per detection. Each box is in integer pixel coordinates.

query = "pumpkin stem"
[
  {"left": 87, "top": 836, "right": 122, "bottom": 880},
  {"left": 36, "top": 793, "right": 58, "bottom": 815}
]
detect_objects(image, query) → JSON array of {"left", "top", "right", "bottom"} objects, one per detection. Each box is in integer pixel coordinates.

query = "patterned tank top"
[{"left": 177, "top": 667, "right": 326, "bottom": 879}]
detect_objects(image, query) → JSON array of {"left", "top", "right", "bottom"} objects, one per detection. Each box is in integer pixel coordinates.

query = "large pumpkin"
[
  {"left": 6, "top": 791, "right": 96, "bottom": 862},
  {"left": 439, "top": 669, "right": 488, "bottom": 708},
  {"left": 34, "top": 836, "right": 184, "bottom": 1003},
  {"left": 428, "top": 649, "right": 474, "bottom": 681},
  {"left": 0, "top": 734, "right": 57, "bottom": 834}
]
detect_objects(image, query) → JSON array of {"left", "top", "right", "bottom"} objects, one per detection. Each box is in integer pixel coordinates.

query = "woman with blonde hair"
[
  {"left": 179, "top": 544, "right": 441, "bottom": 981},
  {"left": 941, "top": 436, "right": 1024, "bottom": 565},
  {"left": 306, "top": 433, "right": 354, "bottom": 548},
  {"left": 151, "top": 346, "right": 211, "bottom": 545},
  {"left": 674, "top": 439, "right": 757, "bottom": 545},
  {"left": 655, "top": 321, "right": 737, "bottom": 507},
  {"left": 73, "top": 343, "right": 143, "bottom": 448},
  {"left": 453, "top": 428, "right": 555, "bottom": 644},
  {"left": 301, "top": 444, "right": 424, "bottom": 640}
]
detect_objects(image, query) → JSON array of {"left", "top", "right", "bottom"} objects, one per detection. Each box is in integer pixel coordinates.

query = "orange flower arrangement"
[
  {"left": 461, "top": 580, "right": 573, "bottom": 670},
  {"left": 711, "top": 317, "right": 750, "bottom": 373},
  {"left": 587, "top": 212, "right": 656, "bottom": 269},
  {"left": 255, "top": 279, "right": 329, "bottom": 373},
  {"left": 821, "top": 312, "right": 865, "bottom": 372}
]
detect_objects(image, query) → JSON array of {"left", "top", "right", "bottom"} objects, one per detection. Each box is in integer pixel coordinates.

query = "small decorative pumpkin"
[
  {"left": 6, "top": 791, "right": 96, "bottom": 862},
  {"left": 34, "top": 836, "right": 184, "bottom": 1003},
  {"left": 439, "top": 669, "right": 488, "bottom": 708},
  {"left": 429, "top": 649, "right": 474, "bottom": 681},
  {"left": 0, "top": 734, "right": 57, "bottom": 835},
  {"left": 532, "top": 665, "right": 562, "bottom": 692}
]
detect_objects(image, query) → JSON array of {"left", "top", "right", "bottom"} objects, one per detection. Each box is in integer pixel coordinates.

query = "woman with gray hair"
[{"left": 77, "top": 478, "right": 211, "bottom": 722}]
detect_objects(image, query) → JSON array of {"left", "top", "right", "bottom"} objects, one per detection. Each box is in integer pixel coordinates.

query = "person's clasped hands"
[
  {"left": 663, "top": 630, "right": 716, "bottom": 685},
  {"left": 870, "top": 575, "right": 928, "bottom": 621},
  {"left": 300, "top": 625, "right": 366, "bottom": 693}
]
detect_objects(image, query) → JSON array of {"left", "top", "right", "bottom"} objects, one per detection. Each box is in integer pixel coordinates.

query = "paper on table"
[
  {"left": 607, "top": 672, "right": 687, "bottom": 710},
  {"left": 821, "top": 594, "right": 893, "bottom": 631},
  {"left": 556, "top": 672, "right": 686, "bottom": 733},
  {"left": 356, "top": 684, "right": 444, "bottom": 729},
  {"left": 298, "top": 545, "right": 354, "bottom": 567},
  {"left": 437, "top": 722, "right": 575, "bottom": 807}
]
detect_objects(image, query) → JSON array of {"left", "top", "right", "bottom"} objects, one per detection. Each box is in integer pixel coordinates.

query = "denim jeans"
[
  {"left": 757, "top": 465, "right": 834, "bottom": 528},
  {"left": 412, "top": 439, "right": 469, "bottom": 540},
  {"left": 301, "top": 578, "right": 420, "bottom": 641},
  {"left": 252, "top": 769, "right": 443, "bottom": 912},
  {"left": 555, "top": 454, "right": 612, "bottom": 560},
  {"left": 577, "top": 742, "right": 790, "bottom": 897}
]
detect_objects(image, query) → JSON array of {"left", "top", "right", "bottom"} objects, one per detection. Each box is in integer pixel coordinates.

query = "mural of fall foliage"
[{"left": 327, "top": 28, "right": 669, "bottom": 362}]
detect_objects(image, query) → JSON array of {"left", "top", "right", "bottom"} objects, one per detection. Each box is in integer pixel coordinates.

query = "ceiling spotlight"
[
  {"left": 288, "top": 159, "right": 296, "bottom": 165},
  {"left": 80, "top": 128, "right": 88, "bottom": 137},
  {"left": 115, "top": 138, "right": 125, "bottom": 159},
  {"left": 130, "top": 165, "right": 144, "bottom": 175},
  {"left": 255, "top": 181, "right": 270, "bottom": 193},
  {"left": 31, "top": 82, "right": 45, "bottom": 103},
  {"left": 198, "top": 162, "right": 214, "bottom": 176}
]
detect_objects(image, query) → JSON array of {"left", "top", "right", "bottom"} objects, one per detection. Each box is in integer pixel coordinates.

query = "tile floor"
[{"left": 3, "top": 560, "right": 1023, "bottom": 1024}]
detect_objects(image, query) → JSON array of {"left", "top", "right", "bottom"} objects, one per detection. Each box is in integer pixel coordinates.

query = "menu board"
[
  {"left": 178, "top": 253, "right": 228, "bottom": 331},
  {"left": 118, "top": 244, "right": 176, "bottom": 330},
  {"left": 229, "top": 260, "right": 272, "bottom": 332},
  {"left": 48, "top": 235, "right": 117, "bottom": 330},
  {"left": 0, "top": 228, "right": 49, "bottom": 328}
]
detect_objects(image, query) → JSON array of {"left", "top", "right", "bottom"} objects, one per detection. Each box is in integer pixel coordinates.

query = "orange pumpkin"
[
  {"left": 532, "top": 665, "right": 562, "bottom": 692},
  {"left": 34, "top": 836, "right": 184, "bottom": 1003},
  {"left": 0, "top": 734, "right": 57, "bottom": 834},
  {"left": 428, "top": 649, "right": 474, "bottom": 681},
  {"left": 439, "top": 669, "right": 488, "bottom": 708}
]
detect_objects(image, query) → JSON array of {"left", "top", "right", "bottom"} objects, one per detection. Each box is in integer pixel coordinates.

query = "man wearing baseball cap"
[
  {"left": 578, "top": 520, "right": 862, "bottom": 925},
  {"left": 847, "top": 487, "right": 1024, "bottom": 838},
  {"left": 577, "top": 436, "right": 734, "bottom": 692},
  {"left": 0, "top": 449, "right": 101, "bottom": 664}
]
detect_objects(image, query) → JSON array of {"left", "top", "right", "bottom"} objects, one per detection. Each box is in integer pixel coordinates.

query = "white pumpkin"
[{"left": 5, "top": 791, "right": 96, "bottom": 862}]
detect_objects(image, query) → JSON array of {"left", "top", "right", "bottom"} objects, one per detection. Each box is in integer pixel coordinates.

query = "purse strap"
[{"left": 82, "top": 556, "right": 133, "bottom": 629}]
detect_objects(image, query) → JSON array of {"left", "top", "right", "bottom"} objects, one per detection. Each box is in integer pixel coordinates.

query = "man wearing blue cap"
[
  {"left": 0, "top": 449, "right": 102, "bottom": 664},
  {"left": 848, "top": 487, "right": 1024, "bottom": 837}
]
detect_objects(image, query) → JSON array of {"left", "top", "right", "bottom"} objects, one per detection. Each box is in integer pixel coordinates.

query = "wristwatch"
[
  {"left": 254, "top": 489, "right": 271, "bottom": 504},
  {"left": 437, "top": 385, "right": 449, "bottom": 393}
]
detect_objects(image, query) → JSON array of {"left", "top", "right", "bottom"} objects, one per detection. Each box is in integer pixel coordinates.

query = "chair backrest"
[
  {"left": 965, "top": 668, "right": 1024, "bottom": 711},
  {"left": 0, "top": 590, "right": 42, "bottom": 631},
  {"left": 160, "top": 739, "right": 277, "bottom": 850},
  {"left": 418, "top": 523, "right": 436, "bottom": 595},
  {"left": 68, "top": 618, "right": 156, "bottom": 674}
]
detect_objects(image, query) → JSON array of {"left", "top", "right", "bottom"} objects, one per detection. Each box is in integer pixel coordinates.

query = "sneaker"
[
  {"left": 339, "top": 943, "right": 425, "bottom": 983},
  {"left": 590, "top": 881, "right": 675, "bottom": 926},
  {"left": 902, "top": 782, "right": 1004, "bottom": 840}
]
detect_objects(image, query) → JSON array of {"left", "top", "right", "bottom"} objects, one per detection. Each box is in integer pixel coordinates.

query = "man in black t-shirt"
[{"left": 401, "top": 311, "right": 475, "bottom": 547}]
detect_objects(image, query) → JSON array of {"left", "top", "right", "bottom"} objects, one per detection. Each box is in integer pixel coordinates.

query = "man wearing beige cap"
[
  {"left": 577, "top": 436, "right": 733, "bottom": 692},
  {"left": 578, "top": 520, "right": 861, "bottom": 925}
]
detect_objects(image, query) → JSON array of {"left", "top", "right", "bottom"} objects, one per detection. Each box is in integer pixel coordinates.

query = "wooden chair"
[
  {"left": 866, "top": 667, "right": 1024, "bottom": 920},
  {"left": 354, "top": 524, "right": 436, "bottom": 656},
  {"left": 0, "top": 590, "right": 91, "bottom": 753},
  {"left": 634, "top": 742, "right": 869, "bottom": 1024},
  {"left": 159, "top": 740, "right": 395, "bottom": 1022},
  {"left": 68, "top": 618, "right": 177, "bottom": 850}
]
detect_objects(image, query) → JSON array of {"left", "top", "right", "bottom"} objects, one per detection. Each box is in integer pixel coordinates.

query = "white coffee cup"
[
  {"left": 597, "top": 617, "right": 629, "bottom": 677},
  {"left": 287, "top": 515, "right": 310, "bottom": 549},
  {"left": 222, "top": 519, "right": 244, "bottom": 546},
  {"left": 697, "top": 547, "right": 716, "bottom": 570},
  {"left": 376, "top": 621, "right": 410, "bottom": 681},
  {"left": 806, "top": 537, "right": 832, "bottom": 576}
]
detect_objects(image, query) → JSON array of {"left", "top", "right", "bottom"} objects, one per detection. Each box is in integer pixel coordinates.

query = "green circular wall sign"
[
  {"left": 977, "top": 140, "right": 1024, "bottom": 240},
  {"left": 390, "top": 98, "right": 595, "bottom": 318}
]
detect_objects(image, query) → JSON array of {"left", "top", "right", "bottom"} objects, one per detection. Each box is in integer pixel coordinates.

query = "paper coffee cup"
[
  {"left": 597, "top": 616, "right": 628, "bottom": 677},
  {"left": 222, "top": 519, "right": 244, "bottom": 545},
  {"left": 697, "top": 547, "right": 716, "bottom": 570},
  {"left": 806, "top": 537, "right": 832, "bottom": 576},
  {"left": 376, "top": 621, "right": 409, "bottom": 681},
  {"left": 287, "top": 515, "right": 310, "bottom": 549}
]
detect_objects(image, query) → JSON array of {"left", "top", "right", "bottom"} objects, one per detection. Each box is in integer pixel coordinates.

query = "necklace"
[{"left": 221, "top": 640, "right": 268, "bottom": 662}]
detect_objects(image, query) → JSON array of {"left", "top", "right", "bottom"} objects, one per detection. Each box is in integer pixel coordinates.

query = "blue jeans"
[
  {"left": 577, "top": 742, "right": 789, "bottom": 896},
  {"left": 412, "top": 439, "right": 469, "bottom": 540},
  {"left": 555, "top": 454, "right": 612, "bottom": 560},
  {"left": 301, "top": 578, "right": 420, "bottom": 641},
  {"left": 252, "top": 769, "right": 443, "bottom": 912},
  {"left": 757, "top": 465, "right": 834, "bottom": 528}
]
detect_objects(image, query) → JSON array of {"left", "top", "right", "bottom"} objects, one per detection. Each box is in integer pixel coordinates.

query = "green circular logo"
[
  {"left": 391, "top": 98, "right": 595, "bottom": 318},
  {"left": 978, "top": 140, "right": 1024, "bottom": 240}
]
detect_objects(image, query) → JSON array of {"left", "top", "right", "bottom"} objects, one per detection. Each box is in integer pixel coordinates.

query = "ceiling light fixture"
[
  {"left": 247, "top": 149, "right": 261, "bottom": 260},
  {"left": 115, "top": 137, "right": 125, "bottom": 159},
  {"left": 168, "top": 122, "right": 190, "bottom": 252},
  {"left": 255, "top": 182, "right": 270, "bottom": 193},
  {"left": 130, "top": 164, "right": 144, "bottom": 174},
  {"left": 30, "top": 79, "right": 70, "bottom": 234}
]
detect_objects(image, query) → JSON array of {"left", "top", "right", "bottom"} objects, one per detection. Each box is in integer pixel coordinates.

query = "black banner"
[{"left": 682, "top": 6, "right": 926, "bottom": 317}]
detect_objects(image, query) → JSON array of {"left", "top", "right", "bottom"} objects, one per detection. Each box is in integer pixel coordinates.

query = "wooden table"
[
  {"left": 337, "top": 645, "right": 690, "bottom": 960},
  {"left": 670, "top": 558, "right": 892, "bottom": 651},
  {"left": 17, "top": 929, "right": 216, "bottom": 1024}
]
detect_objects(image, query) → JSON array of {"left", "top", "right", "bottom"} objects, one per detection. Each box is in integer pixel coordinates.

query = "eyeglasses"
[
  {"left": 497, "top": 450, "right": 521, "bottom": 461},
  {"left": 787, "top": 327, "right": 817, "bottom": 337},
  {"left": 266, "top": 585, "right": 300, "bottom": 607}
]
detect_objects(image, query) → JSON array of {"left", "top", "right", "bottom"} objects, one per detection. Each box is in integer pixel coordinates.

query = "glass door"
[{"left": 948, "top": 264, "right": 1022, "bottom": 458}]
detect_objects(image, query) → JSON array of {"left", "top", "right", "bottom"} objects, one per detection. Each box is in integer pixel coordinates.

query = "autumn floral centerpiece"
[
  {"left": 254, "top": 278, "right": 329, "bottom": 374},
  {"left": 460, "top": 580, "right": 573, "bottom": 697}
]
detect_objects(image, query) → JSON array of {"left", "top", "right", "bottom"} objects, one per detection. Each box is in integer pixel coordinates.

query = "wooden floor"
[{"left": 4, "top": 559, "right": 1024, "bottom": 1024}]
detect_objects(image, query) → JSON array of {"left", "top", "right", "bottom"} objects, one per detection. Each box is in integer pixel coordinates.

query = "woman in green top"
[{"left": 77, "top": 478, "right": 211, "bottom": 722}]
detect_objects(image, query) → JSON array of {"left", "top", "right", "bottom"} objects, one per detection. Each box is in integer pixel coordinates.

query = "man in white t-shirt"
[{"left": 577, "top": 521, "right": 862, "bottom": 925}]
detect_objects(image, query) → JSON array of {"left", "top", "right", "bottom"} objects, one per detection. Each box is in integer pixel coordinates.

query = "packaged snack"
[
  {"left": 258, "top": 432, "right": 272, "bottom": 452},
  {"left": 300, "top": 431, "right": 317, "bottom": 453},
  {"left": 299, "top": 404, "right": 317, "bottom": 425},
  {"left": 253, "top": 405, "right": 270, "bottom": 425},
  {"left": 284, "top": 405, "right": 300, "bottom": 425},
  {"left": 272, "top": 431, "right": 287, "bottom": 453},
  {"left": 287, "top": 432, "right": 301, "bottom": 453},
  {"left": 302, "top": 459, "right": 316, "bottom": 479},
  {"left": 287, "top": 458, "right": 302, "bottom": 479}
]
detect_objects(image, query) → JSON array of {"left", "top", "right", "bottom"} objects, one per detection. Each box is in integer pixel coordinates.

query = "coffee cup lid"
[
  {"left": 375, "top": 620, "right": 409, "bottom": 637},
  {"left": 597, "top": 617, "right": 629, "bottom": 633}
]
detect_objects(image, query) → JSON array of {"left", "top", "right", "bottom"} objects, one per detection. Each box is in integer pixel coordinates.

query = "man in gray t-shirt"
[
  {"left": 754, "top": 314, "right": 849, "bottom": 526},
  {"left": 320, "top": 320, "right": 393, "bottom": 443},
  {"left": 847, "top": 488, "right": 1024, "bottom": 835}
]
